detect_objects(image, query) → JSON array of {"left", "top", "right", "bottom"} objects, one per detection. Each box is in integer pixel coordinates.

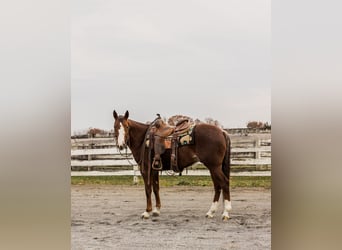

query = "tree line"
[{"left": 72, "top": 115, "right": 270, "bottom": 136}]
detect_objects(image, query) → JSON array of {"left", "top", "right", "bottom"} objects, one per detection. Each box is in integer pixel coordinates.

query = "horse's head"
[{"left": 113, "top": 110, "right": 130, "bottom": 150}]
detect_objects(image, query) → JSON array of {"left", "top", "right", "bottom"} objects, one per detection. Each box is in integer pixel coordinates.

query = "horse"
[{"left": 113, "top": 110, "right": 232, "bottom": 220}]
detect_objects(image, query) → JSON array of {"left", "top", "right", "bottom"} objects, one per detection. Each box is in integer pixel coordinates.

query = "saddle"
[
  {"left": 154, "top": 119, "right": 174, "bottom": 137},
  {"left": 154, "top": 119, "right": 191, "bottom": 135},
  {"left": 153, "top": 118, "right": 193, "bottom": 172}
]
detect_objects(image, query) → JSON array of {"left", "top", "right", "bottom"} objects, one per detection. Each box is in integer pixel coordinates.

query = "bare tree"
[
  {"left": 194, "top": 118, "right": 202, "bottom": 124},
  {"left": 246, "top": 121, "right": 264, "bottom": 129},
  {"left": 263, "top": 122, "right": 271, "bottom": 129},
  {"left": 204, "top": 117, "right": 214, "bottom": 124},
  {"left": 204, "top": 117, "right": 223, "bottom": 128}
]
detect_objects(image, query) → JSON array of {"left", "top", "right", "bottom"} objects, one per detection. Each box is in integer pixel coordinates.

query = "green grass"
[{"left": 71, "top": 175, "right": 271, "bottom": 188}]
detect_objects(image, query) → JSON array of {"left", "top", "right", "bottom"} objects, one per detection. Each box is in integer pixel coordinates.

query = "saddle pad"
[
  {"left": 179, "top": 134, "right": 193, "bottom": 145},
  {"left": 177, "top": 124, "right": 195, "bottom": 146}
]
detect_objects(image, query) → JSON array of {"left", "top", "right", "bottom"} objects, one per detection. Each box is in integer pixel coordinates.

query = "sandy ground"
[
  {"left": 71, "top": 186, "right": 271, "bottom": 250},
  {"left": 71, "top": 170, "right": 271, "bottom": 176}
]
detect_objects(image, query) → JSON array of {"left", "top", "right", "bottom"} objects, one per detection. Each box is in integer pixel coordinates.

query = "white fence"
[{"left": 71, "top": 133, "right": 271, "bottom": 171}]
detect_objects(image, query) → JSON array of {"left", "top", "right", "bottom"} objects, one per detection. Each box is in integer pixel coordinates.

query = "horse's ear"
[
  {"left": 113, "top": 110, "right": 118, "bottom": 119},
  {"left": 124, "top": 110, "right": 129, "bottom": 119}
]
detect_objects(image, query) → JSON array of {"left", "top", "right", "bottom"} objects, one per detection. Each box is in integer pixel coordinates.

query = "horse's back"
[
  {"left": 194, "top": 123, "right": 226, "bottom": 145},
  {"left": 191, "top": 123, "right": 227, "bottom": 166}
]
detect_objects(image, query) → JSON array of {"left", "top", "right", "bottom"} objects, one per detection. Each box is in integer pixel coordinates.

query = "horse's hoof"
[
  {"left": 222, "top": 215, "right": 230, "bottom": 221},
  {"left": 206, "top": 213, "right": 214, "bottom": 218},
  {"left": 141, "top": 211, "right": 150, "bottom": 219},
  {"left": 152, "top": 209, "right": 160, "bottom": 217}
]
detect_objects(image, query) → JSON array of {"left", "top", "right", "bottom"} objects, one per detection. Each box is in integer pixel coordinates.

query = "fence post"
[
  {"left": 133, "top": 165, "right": 139, "bottom": 184},
  {"left": 255, "top": 138, "right": 261, "bottom": 160},
  {"left": 255, "top": 138, "right": 264, "bottom": 170},
  {"left": 88, "top": 133, "right": 93, "bottom": 171}
]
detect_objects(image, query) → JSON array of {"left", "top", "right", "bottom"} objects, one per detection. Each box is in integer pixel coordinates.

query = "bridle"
[
  {"left": 114, "top": 119, "right": 134, "bottom": 166},
  {"left": 114, "top": 119, "right": 130, "bottom": 146}
]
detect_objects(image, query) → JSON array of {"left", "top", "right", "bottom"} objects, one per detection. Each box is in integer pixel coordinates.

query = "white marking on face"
[{"left": 117, "top": 124, "right": 126, "bottom": 147}]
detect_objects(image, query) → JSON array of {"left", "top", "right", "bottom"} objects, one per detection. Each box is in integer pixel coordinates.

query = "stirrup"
[{"left": 152, "top": 159, "right": 163, "bottom": 171}]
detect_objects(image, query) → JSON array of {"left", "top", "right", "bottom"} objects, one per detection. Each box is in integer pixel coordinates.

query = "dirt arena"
[{"left": 71, "top": 185, "right": 271, "bottom": 250}]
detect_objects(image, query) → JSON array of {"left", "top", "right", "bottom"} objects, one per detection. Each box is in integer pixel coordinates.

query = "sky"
[{"left": 71, "top": 0, "right": 271, "bottom": 132}]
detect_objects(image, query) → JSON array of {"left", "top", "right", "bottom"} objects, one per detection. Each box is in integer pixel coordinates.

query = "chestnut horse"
[{"left": 113, "top": 110, "right": 232, "bottom": 220}]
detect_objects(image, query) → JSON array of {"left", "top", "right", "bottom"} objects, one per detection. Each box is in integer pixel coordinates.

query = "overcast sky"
[{"left": 71, "top": 0, "right": 270, "bottom": 132}]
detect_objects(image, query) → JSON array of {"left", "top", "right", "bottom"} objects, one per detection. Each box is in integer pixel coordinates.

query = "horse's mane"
[{"left": 128, "top": 119, "right": 150, "bottom": 128}]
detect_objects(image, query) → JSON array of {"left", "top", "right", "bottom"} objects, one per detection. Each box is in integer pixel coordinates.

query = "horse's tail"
[{"left": 222, "top": 131, "right": 231, "bottom": 180}]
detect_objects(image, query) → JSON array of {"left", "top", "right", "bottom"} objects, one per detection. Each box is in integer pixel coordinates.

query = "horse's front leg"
[
  {"left": 141, "top": 172, "right": 152, "bottom": 219},
  {"left": 152, "top": 170, "right": 161, "bottom": 216}
]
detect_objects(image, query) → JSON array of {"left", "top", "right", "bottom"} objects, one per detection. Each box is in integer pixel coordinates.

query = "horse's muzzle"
[{"left": 118, "top": 144, "right": 127, "bottom": 150}]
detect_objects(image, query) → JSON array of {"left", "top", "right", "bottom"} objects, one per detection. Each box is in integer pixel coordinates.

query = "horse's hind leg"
[
  {"left": 206, "top": 180, "right": 221, "bottom": 218},
  {"left": 220, "top": 173, "right": 232, "bottom": 221},
  {"left": 209, "top": 167, "right": 232, "bottom": 220},
  {"left": 206, "top": 168, "right": 223, "bottom": 218},
  {"left": 152, "top": 170, "right": 161, "bottom": 216}
]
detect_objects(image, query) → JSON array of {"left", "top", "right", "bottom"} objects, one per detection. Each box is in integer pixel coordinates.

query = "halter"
[{"left": 114, "top": 119, "right": 134, "bottom": 166}]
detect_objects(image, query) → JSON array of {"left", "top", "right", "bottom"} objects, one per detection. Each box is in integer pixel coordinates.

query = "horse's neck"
[{"left": 128, "top": 119, "right": 149, "bottom": 163}]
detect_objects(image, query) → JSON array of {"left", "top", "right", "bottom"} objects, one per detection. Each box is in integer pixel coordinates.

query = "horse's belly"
[{"left": 177, "top": 146, "right": 199, "bottom": 168}]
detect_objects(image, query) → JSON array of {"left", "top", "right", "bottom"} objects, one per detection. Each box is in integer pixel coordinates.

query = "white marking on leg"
[
  {"left": 224, "top": 200, "right": 232, "bottom": 211},
  {"left": 152, "top": 207, "right": 160, "bottom": 217},
  {"left": 222, "top": 200, "right": 232, "bottom": 220},
  {"left": 141, "top": 211, "right": 150, "bottom": 219},
  {"left": 206, "top": 201, "right": 218, "bottom": 218}
]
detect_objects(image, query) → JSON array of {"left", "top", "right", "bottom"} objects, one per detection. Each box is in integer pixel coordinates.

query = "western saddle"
[
  {"left": 155, "top": 118, "right": 190, "bottom": 136},
  {"left": 153, "top": 118, "right": 193, "bottom": 172}
]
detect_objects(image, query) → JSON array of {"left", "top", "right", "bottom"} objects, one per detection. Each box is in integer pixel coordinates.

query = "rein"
[
  {"left": 116, "top": 144, "right": 136, "bottom": 167},
  {"left": 114, "top": 122, "right": 136, "bottom": 167}
]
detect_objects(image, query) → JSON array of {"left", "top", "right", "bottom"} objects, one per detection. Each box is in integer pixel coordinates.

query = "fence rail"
[{"left": 71, "top": 133, "right": 271, "bottom": 171}]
